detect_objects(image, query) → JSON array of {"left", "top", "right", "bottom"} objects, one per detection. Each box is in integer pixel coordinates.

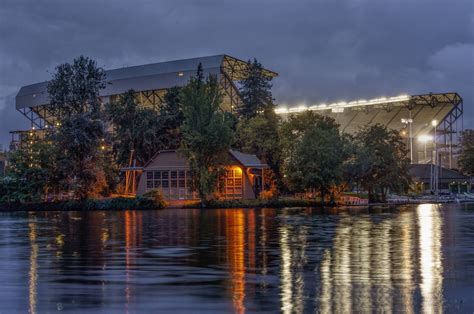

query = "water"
[{"left": 0, "top": 204, "right": 473, "bottom": 313}]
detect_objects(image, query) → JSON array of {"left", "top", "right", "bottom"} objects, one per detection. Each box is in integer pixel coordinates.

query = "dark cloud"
[{"left": 1, "top": 0, "right": 473, "bottom": 147}]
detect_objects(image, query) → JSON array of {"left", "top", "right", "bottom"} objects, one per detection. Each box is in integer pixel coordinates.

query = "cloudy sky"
[{"left": 0, "top": 0, "right": 473, "bottom": 148}]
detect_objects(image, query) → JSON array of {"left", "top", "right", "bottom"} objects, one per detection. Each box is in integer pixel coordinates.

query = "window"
[{"left": 220, "top": 167, "right": 243, "bottom": 199}]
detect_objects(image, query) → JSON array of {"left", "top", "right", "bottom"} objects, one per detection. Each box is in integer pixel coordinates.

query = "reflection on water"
[{"left": 0, "top": 204, "right": 472, "bottom": 313}]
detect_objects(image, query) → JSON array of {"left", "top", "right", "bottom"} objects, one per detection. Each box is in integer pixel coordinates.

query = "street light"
[
  {"left": 401, "top": 116, "right": 414, "bottom": 163},
  {"left": 431, "top": 120, "right": 438, "bottom": 197}
]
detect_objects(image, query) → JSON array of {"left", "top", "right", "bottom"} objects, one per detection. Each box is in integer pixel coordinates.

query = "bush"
[{"left": 142, "top": 189, "right": 168, "bottom": 208}]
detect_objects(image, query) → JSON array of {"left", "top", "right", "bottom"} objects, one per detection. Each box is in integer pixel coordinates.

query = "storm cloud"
[{"left": 1, "top": 0, "right": 473, "bottom": 148}]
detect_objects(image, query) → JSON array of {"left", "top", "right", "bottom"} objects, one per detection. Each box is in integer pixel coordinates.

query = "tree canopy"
[
  {"left": 237, "top": 59, "right": 274, "bottom": 118},
  {"left": 106, "top": 90, "right": 166, "bottom": 166},
  {"left": 47, "top": 56, "right": 106, "bottom": 118},
  {"left": 458, "top": 129, "right": 474, "bottom": 176},
  {"left": 281, "top": 111, "right": 347, "bottom": 203},
  {"left": 180, "top": 64, "right": 234, "bottom": 201},
  {"left": 347, "top": 124, "right": 411, "bottom": 202}
]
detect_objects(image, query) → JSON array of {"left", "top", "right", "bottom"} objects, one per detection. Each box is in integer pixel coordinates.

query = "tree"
[
  {"left": 52, "top": 113, "right": 108, "bottom": 199},
  {"left": 1, "top": 142, "right": 55, "bottom": 203},
  {"left": 281, "top": 111, "right": 347, "bottom": 204},
  {"left": 458, "top": 129, "right": 474, "bottom": 176},
  {"left": 47, "top": 56, "right": 106, "bottom": 118},
  {"left": 235, "top": 110, "right": 283, "bottom": 192},
  {"left": 159, "top": 86, "right": 184, "bottom": 149},
  {"left": 237, "top": 59, "right": 274, "bottom": 118},
  {"left": 47, "top": 56, "right": 110, "bottom": 199},
  {"left": 348, "top": 124, "right": 411, "bottom": 203},
  {"left": 107, "top": 90, "right": 166, "bottom": 166},
  {"left": 180, "top": 64, "right": 234, "bottom": 201}
]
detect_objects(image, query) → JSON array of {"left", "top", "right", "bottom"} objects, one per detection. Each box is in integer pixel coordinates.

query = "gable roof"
[
  {"left": 229, "top": 150, "right": 267, "bottom": 168},
  {"left": 142, "top": 149, "right": 267, "bottom": 169},
  {"left": 409, "top": 164, "right": 468, "bottom": 181}
]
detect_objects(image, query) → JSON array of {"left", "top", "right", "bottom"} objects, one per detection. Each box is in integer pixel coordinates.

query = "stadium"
[{"left": 12, "top": 55, "right": 464, "bottom": 173}]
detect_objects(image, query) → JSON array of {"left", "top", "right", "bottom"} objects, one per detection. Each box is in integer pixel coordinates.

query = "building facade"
[{"left": 136, "top": 150, "right": 267, "bottom": 200}]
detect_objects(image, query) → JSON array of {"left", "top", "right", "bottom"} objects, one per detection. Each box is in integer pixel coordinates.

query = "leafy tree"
[
  {"left": 235, "top": 110, "right": 283, "bottom": 192},
  {"left": 237, "top": 59, "right": 274, "bottom": 118},
  {"left": 46, "top": 56, "right": 110, "bottom": 199},
  {"left": 180, "top": 64, "right": 234, "bottom": 201},
  {"left": 348, "top": 124, "right": 411, "bottom": 203},
  {"left": 52, "top": 113, "right": 108, "bottom": 199},
  {"left": 281, "top": 111, "right": 347, "bottom": 204},
  {"left": 47, "top": 56, "right": 106, "bottom": 118},
  {"left": 1, "top": 142, "right": 55, "bottom": 203},
  {"left": 458, "top": 129, "right": 474, "bottom": 176},
  {"left": 107, "top": 90, "right": 166, "bottom": 166}
]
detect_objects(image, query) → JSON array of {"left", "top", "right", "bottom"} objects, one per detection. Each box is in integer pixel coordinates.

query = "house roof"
[
  {"left": 409, "top": 164, "right": 468, "bottom": 181},
  {"left": 229, "top": 150, "right": 267, "bottom": 168},
  {"left": 141, "top": 149, "right": 267, "bottom": 169}
]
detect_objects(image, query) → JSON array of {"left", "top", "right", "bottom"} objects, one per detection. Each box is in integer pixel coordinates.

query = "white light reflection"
[
  {"left": 279, "top": 225, "right": 292, "bottom": 314},
  {"left": 417, "top": 204, "right": 443, "bottom": 314}
]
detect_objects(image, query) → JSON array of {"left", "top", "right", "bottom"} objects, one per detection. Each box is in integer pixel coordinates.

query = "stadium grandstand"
[
  {"left": 11, "top": 54, "right": 278, "bottom": 149},
  {"left": 276, "top": 92, "right": 464, "bottom": 169}
]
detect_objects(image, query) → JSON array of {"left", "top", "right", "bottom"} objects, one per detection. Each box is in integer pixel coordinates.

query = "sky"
[{"left": 0, "top": 0, "right": 473, "bottom": 149}]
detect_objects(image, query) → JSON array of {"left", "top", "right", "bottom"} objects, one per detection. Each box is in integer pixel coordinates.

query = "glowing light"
[
  {"left": 275, "top": 94, "right": 411, "bottom": 114},
  {"left": 418, "top": 135, "right": 433, "bottom": 143},
  {"left": 178, "top": 72, "right": 184, "bottom": 77},
  {"left": 431, "top": 120, "right": 438, "bottom": 127}
]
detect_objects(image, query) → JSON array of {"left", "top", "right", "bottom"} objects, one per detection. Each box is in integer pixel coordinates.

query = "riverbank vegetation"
[{"left": 0, "top": 55, "right": 428, "bottom": 208}]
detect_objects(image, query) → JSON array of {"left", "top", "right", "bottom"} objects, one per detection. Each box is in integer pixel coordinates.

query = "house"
[
  {"left": 135, "top": 150, "right": 268, "bottom": 200},
  {"left": 409, "top": 164, "right": 472, "bottom": 194}
]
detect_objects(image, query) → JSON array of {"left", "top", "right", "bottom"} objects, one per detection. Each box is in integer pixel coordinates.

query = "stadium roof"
[
  {"left": 276, "top": 92, "right": 463, "bottom": 137},
  {"left": 16, "top": 54, "right": 278, "bottom": 110}
]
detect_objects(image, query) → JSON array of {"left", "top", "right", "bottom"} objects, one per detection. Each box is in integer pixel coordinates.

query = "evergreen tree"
[
  {"left": 159, "top": 86, "right": 184, "bottom": 149},
  {"left": 180, "top": 64, "right": 234, "bottom": 201},
  {"left": 237, "top": 59, "right": 274, "bottom": 118}
]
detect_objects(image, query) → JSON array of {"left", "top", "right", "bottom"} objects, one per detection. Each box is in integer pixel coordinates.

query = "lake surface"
[{"left": 0, "top": 204, "right": 473, "bottom": 313}]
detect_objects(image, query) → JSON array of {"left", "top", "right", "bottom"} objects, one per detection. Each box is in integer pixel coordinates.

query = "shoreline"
[{"left": 1, "top": 198, "right": 473, "bottom": 212}]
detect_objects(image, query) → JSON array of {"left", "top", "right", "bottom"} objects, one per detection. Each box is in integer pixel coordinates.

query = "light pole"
[
  {"left": 402, "top": 115, "right": 414, "bottom": 163},
  {"left": 432, "top": 120, "right": 438, "bottom": 197}
]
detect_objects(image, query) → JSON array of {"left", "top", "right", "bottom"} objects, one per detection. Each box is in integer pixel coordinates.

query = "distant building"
[
  {"left": 135, "top": 150, "right": 267, "bottom": 200},
  {"left": 11, "top": 54, "right": 278, "bottom": 149},
  {"left": 409, "top": 164, "right": 472, "bottom": 194},
  {"left": 277, "top": 93, "right": 464, "bottom": 169}
]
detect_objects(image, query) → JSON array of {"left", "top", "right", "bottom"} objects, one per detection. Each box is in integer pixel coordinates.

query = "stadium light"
[{"left": 275, "top": 94, "right": 411, "bottom": 114}]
